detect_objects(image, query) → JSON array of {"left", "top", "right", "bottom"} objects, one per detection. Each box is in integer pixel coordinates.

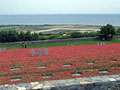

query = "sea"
[{"left": 0, "top": 14, "right": 120, "bottom": 26}]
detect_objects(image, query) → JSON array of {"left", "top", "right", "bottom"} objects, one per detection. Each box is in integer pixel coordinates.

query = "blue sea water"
[{"left": 0, "top": 14, "right": 120, "bottom": 26}]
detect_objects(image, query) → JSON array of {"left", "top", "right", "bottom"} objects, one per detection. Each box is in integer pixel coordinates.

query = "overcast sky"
[{"left": 0, "top": 0, "right": 120, "bottom": 15}]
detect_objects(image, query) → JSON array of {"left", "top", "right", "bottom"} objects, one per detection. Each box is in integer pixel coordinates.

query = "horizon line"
[{"left": 0, "top": 13, "right": 120, "bottom": 15}]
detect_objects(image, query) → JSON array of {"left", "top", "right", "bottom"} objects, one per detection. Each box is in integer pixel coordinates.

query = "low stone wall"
[
  {"left": 0, "top": 37, "right": 97, "bottom": 46},
  {"left": 0, "top": 35, "right": 120, "bottom": 46},
  {"left": 113, "top": 35, "right": 120, "bottom": 39},
  {"left": 0, "top": 74, "right": 120, "bottom": 90}
]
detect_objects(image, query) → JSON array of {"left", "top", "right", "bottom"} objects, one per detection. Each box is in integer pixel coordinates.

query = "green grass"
[{"left": 1, "top": 39, "right": 120, "bottom": 49}]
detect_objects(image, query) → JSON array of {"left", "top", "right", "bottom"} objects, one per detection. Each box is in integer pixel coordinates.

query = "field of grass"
[{"left": 1, "top": 39, "right": 120, "bottom": 49}]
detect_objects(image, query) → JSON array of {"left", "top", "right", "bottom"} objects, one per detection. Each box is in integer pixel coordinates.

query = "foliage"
[
  {"left": 0, "top": 24, "right": 118, "bottom": 43},
  {"left": 0, "top": 30, "right": 39, "bottom": 42},
  {"left": 69, "top": 32, "right": 82, "bottom": 38},
  {"left": 99, "top": 24, "right": 116, "bottom": 40},
  {"left": 0, "top": 30, "right": 99, "bottom": 43},
  {"left": 116, "top": 28, "right": 120, "bottom": 34}
]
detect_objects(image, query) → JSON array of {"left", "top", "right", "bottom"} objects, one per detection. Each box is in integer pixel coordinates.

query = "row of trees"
[
  {"left": 0, "top": 24, "right": 119, "bottom": 43},
  {"left": 0, "top": 30, "right": 99, "bottom": 43},
  {"left": 0, "top": 31, "right": 39, "bottom": 42}
]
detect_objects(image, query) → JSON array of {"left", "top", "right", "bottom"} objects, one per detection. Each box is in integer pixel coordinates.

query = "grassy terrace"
[{"left": 1, "top": 39, "right": 120, "bottom": 49}]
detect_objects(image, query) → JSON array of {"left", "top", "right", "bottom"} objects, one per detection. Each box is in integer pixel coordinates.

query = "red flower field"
[{"left": 0, "top": 43, "right": 120, "bottom": 85}]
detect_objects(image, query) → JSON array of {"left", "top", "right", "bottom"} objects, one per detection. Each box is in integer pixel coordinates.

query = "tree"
[
  {"left": 0, "top": 30, "right": 19, "bottom": 42},
  {"left": 116, "top": 28, "right": 120, "bottom": 34},
  {"left": 32, "top": 33, "right": 39, "bottom": 40},
  {"left": 24, "top": 31, "right": 32, "bottom": 41},
  {"left": 19, "top": 31, "right": 25, "bottom": 41},
  {"left": 70, "top": 32, "right": 82, "bottom": 38},
  {"left": 7, "top": 30, "right": 19, "bottom": 42},
  {"left": 100, "top": 24, "right": 115, "bottom": 40}
]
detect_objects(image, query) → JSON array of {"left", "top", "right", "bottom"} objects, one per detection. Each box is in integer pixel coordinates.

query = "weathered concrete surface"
[{"left": 0, "top": 74, "right": 120, "bottom": 90}]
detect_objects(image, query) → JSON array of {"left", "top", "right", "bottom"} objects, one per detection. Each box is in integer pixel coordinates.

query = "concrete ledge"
[{"left": 0, "top": 74, "right": 120, "bottom": 90}]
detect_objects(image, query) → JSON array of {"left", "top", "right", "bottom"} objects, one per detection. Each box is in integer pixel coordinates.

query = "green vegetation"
[
  {"left": 99, "top": 24, "right": 116, "bottom": 40},
  {"left": 0, "top": 30, "right": 99, "bottom": 43},
  {"left": 0, "top": 24, "right": 120, "bottom": 49},
  {"left": 0, "top": 30, "right": 40, "bottom": 42},
  {"left": 0, "top": 24, "right": 119, "bottom": 43},
  {"left": 1, "top": 39, "right": 120, "bottom": 49},
  {"left": 116, "top": 28, "right": 120, "bottom": 34}
]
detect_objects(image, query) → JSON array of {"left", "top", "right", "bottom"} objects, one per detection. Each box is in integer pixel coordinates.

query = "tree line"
[
  {"left": 0, "top": 24, "right": 120, "bottom": 43},
  {"left": 0, "top": 31, "right": 39, "bottom": 43}
]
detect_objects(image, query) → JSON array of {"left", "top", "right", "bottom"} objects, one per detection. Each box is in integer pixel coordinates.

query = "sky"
[{"left": 0, "top": 0, "right": 120, "bottom": 15}]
